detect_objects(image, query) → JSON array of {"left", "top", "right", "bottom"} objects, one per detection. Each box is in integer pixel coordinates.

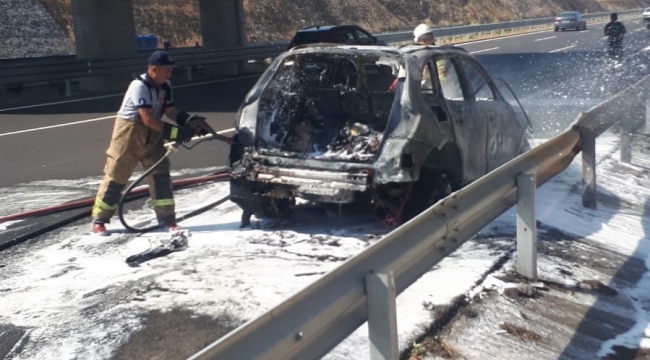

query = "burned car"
[{"left": 228, "top": 44, "right": 531, "bottom": 225}]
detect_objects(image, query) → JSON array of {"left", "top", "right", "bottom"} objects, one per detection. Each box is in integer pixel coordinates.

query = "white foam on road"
[{"left": 2, "top": 131, "right": 650, "bottom": 359}]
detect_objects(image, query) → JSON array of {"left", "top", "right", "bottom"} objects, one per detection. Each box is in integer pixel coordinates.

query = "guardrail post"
[
  {"left": 64, "top": 79, "right": 71, "bottom": 97},
  {"left": 645, "top": 99, "right": 650, "bottom": 135},
  {"left": 621, "top": 114, "right": 632, "bottom": 163},
  {"left": 516, "top": 172, "right": 537, "bottom": 281},
  {"left": 366, "top": 271, "right": 398, "bottom": 360},
  {"left": 581, "top": 128, "right": 597, "bottom": 209}
]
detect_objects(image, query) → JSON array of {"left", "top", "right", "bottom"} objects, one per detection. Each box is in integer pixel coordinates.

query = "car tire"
[
  {"left": 554, "top": 27, "right": 558, "bottom": 32},
  {"left": 402, "top": 170, "right": 452, "bottom": 223},
  {"left": 234, "top": 193, "right": 294, "bottom": 222}
]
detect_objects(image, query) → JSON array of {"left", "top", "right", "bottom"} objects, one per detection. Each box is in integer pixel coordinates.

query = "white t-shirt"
[{"left": 117, "top": 73, "right": 174, "bottom": 121}]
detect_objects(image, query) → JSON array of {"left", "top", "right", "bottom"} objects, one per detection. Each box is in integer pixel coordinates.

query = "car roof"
[
  {"left": 297, "top": 25, "right": 345, "bottom": 32},
  {"left": 558, "top": 11, "right": 579, "bottom": 15},
  {"left": 288, "top": 43, "right": 399, "bottom": 55},
  {"left": 285, "top": 43, "right": 469, "bottom": 60}
]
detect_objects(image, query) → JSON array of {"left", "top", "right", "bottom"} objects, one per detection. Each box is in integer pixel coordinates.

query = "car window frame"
[
  {"left": 455, "top": 55, "right": 499, "bottom": 102},
  {"left": 352, "top": 26, "right": 376, "bottom": 44},
  {"left": 429, "top": 55, "right": 465, "bottom": 101},
  {"left": 338, "top": 26, "right": 356, "bottom": 42}
]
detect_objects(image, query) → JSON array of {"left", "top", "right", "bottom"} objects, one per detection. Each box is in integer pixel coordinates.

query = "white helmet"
[{"left": 413, "top": 23, "right": 434, "bottom": 42}]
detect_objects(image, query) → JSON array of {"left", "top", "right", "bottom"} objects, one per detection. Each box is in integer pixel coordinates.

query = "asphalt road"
[
  {"left": 2, "top": 16, "right": 650, "bottom": 360},
  {"left": 1, "top": 17, "right": 649, "bottom": 189}
]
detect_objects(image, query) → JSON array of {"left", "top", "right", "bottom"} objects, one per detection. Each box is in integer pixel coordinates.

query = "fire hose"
[
  {"left": 117, "top": 119, "right": 234, "bottom": 233},
  {"left": 0, "top": 121, "right": 233, "bottom": 236}
]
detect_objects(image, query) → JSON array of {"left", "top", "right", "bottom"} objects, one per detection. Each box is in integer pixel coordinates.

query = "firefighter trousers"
[{"left": 92, "top": 117, "right": 175, "bottom": 224}]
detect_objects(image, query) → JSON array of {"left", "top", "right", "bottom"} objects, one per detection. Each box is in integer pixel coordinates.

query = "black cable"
[
  {"left": 117, "top": 148, "right": 175, "bottom": 233},
  {"left": 176, "top": 194, "right": 231, "bottom": 223},
  {"left": 0, "top": 210, "right": 90, "bottom": 252},
  {"left": 117, "top": 135, "right": 231, "bottom": 233},
  {"left": 0, "top": 181, "right": 228, "bottom": 253}
]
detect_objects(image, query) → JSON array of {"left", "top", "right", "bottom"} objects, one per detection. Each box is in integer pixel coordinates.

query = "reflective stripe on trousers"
[{"left": 92, "top": 116, "right": 175, "bottom": 224}]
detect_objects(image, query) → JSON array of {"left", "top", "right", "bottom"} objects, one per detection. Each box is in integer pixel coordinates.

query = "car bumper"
[
  {"left": 554, "top": 24, "right": 579, "bottom": 29},
  {"left": 232, "top": 166, "right": 372, "bottom": 203}
]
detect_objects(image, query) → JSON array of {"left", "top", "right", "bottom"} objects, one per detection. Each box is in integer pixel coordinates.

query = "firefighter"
[
  {"left": 388, "top": 23, "right": 444, "bottom": 92},
  {"left": 413, "top": 23, "right": 436, "bottom": 45},
  {"left": 604, "top": 13, "right": 626, "bottom": 62},
  {"left": 91, "top": 50, "right": 207, "bottom": 236}
]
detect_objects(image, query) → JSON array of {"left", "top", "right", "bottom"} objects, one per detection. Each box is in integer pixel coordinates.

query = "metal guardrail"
[
  {"left": 0, "top": 9, "right": 642, "bottom": 96},
  {"left": 185, "top": 75, "right": 650, "bottom": 359},
  {"left": 0, "top": 43, "right": 289, "bottom": 83},
  {"left": 376, "top": 8, "right": 642, "bottom": 44}
]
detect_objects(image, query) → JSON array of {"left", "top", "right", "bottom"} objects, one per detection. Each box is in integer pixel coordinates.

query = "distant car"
[
  {"left": 228, "top": 44, "right": 531, "bottom": 225},
  {"left": 643, "top": 7, "right": 650, "bottom": 23},
  {"left": 554, "top": 11, "right": 587, "bottom": 31},
  {"left": 287, "top": 25, "right": 388, "bottom": 50}
]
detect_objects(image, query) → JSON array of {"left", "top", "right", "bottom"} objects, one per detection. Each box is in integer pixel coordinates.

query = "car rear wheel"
[
  {"left": 402, "top": 170, "right": 452, "bottom": 222},
  {"left": 236, "top": 194, "right": 294, "bottom": 223}
]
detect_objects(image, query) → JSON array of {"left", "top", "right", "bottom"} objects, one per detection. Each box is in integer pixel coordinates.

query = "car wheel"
[
  {"left": 403, "top": 170, "right": 452, "bottom": 222},
  {"left": 554, "top": 27, "right": 558, "bottom": 32},
  {"left": 238, "top": 195, "right": 294, "bottom": 222}
]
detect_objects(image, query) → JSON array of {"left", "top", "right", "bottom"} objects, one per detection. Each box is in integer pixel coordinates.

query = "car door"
[
  {"left": 457, "top": 56, "right": 524, "bottom": 172},
  {"left": 431, "top": 55, "right": 489, "bottom": 182}
]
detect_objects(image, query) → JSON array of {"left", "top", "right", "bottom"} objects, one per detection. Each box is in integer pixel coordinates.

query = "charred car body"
[{"left": 228, "top": 44, "right": 531, "bottom": 225}]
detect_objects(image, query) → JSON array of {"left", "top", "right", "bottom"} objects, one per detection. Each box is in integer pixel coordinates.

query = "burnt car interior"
[{"left": 255, "top": 53, "right": 400, "bottom": 161}]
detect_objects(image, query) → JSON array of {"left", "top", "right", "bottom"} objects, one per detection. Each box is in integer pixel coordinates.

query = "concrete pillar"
[
  {"left": 71, "top": 0, "right": 136, "bottom": 58},
  {"left": 198, "top": 0, "right": 246, "bottom": 76},
  {"left": 71, "top": 0, "right": 137, "bottom": 92}
]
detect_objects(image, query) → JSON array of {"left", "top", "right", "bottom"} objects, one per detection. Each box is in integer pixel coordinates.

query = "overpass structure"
[{"left": 70, "top": 0, "right": 245, "bottom": 89}]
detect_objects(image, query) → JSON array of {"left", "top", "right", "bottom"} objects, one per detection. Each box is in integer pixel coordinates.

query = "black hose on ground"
[
  {"left": 117, "top": 149, "right": 174, "bottom": 233},
  {"left": 1, "top": 180, "right": 230, "bottom": 253},
  {"left": 117, "top": 156, "right": 231, "bottom": 232}
]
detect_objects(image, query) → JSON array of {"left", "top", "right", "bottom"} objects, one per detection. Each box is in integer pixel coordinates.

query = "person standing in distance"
[
  {"left": 604, "top": 12, "right": 626, "bottom": 62},
  {"left": 90, "top": 50, "right": 207, "bottom": 236}
]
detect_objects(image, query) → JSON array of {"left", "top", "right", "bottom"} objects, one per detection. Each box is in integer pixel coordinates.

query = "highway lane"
[
  {"left": 0, "top": 77, "right": 258, "bottom": 188},
  {"left": 460, "top": 18, "right": 647, "bottom": 54},
  {"left": 1, "top": 18, "right": 649, "bottom": 188},
  {"left": 2, "top": 18, "right": 649, "bottom": 358}
]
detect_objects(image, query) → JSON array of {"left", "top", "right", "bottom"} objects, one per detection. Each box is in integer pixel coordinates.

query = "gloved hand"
[
  {"left": 184, "top": 115, "right": 210, "bottom": 137},
  {"left": 162, "top": 123, "right": 196, "bottom": 143},
  {"left": 175, "top": 111, "right": 191, "bottom": 126}
]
